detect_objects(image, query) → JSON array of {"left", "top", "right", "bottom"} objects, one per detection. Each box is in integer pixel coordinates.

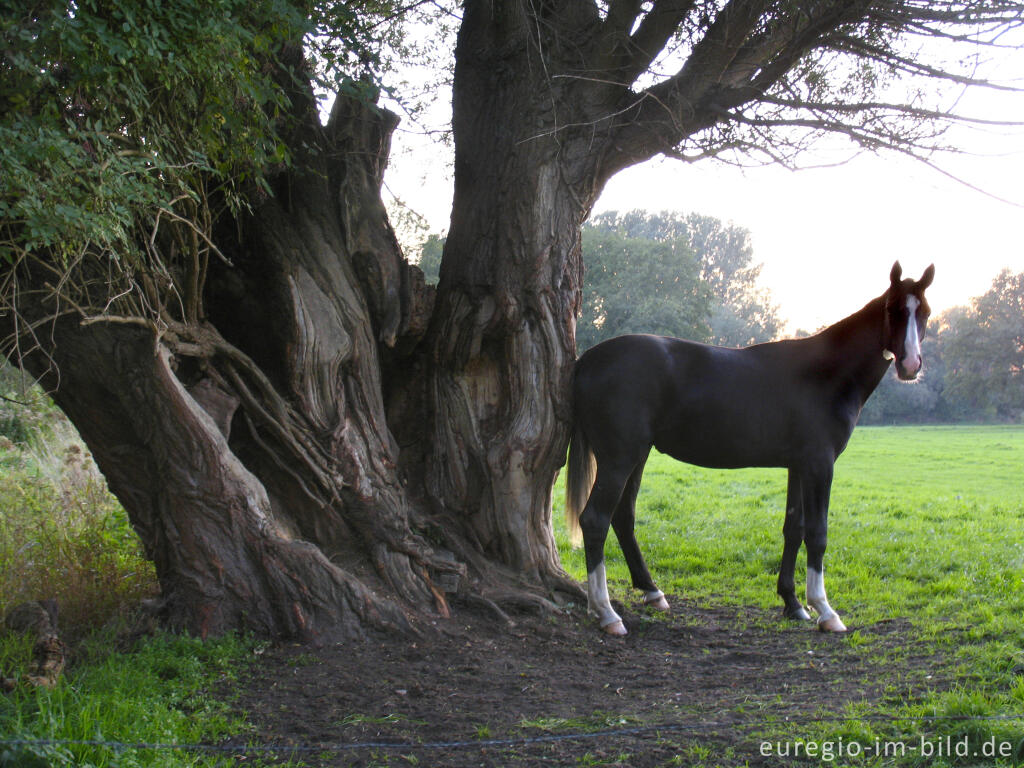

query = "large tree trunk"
[{"left": 415, "top": 3, "right": 609, "bottom": 593}]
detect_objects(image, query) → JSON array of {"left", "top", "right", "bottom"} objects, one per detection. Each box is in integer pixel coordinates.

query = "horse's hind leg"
[
  {"left": 579, "top": 460, "right": 635, "bottom": 636},
  {"left": 611, "top": 457, "right": 669, "bottom": 612}
]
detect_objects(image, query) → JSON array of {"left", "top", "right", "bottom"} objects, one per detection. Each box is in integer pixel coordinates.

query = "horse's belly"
[
  {"left": 654, "top": 439, "right": 786, "bottom": 470},
  {"left": 652, "top": 405, "right": 792, "bottom": 469}
]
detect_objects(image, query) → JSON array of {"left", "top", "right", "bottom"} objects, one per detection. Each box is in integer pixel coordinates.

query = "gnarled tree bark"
[{"left": 7, "top": 81, "right": 463, "bottom": 642}]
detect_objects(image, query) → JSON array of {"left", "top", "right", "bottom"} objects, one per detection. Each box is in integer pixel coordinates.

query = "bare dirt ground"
[{"left": 228, "top": 596, "right": 950, "bottom": 767}]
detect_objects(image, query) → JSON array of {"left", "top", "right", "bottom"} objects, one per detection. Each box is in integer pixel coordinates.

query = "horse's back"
[
  {"left": 573, "top": 335, "right": 709, "bottom": 458},
  {"left": 575, "top": 333, "right": 739, "bottom": 409},
  {"left": 575, "top": 334, "right": 689, "bottom": 380},
  {"left": 572, "top": 334, "right": 806, "bottom": 469},
  {"left": 574, "top": 334, "right": 696, "bottom": 401}
]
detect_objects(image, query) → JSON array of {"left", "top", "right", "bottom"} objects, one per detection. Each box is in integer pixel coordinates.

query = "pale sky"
[
  {"left": 382, "top": 44, "right": 1024, "bottom": 335},
  {"left": 592, "top": 135, "right": 1024, "bottom": 333}
]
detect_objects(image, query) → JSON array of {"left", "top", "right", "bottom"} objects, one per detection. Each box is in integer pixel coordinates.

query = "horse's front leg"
[
  {"left": 580, "top": 465, "right": 631, "bottom": 636},
  {"left": 801, "top": 464, "right": 847, "bottom": 633},
  {"left": 777, "top": 470, "right": 811, "bottom": 621}
]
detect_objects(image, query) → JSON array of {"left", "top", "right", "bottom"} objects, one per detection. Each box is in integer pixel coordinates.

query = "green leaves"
[
  {"left": 579, "top": 213, "right": 710, "bottom": 351},
  {"left": 577, "top": 211, "right": 781, "bottom": 352},
  {"left": 0, "top": 117, "right": 159, "bottom": 259},
  {"left": 0, "top": 0, "right": 410, "bottom": 327},
  {"left": 0, "top": 0, "right": 312, "bottom": 322},
  {"left": 941, "top": 270, "right": 1024, "bottom": 421}
]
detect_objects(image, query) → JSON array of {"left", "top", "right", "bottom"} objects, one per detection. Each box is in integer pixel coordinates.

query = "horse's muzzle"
[{"left": 896, "top": 354, "right": 922, "bottom": 380}]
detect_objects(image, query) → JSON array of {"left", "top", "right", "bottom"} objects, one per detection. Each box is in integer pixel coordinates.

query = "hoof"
[
  {"left": 643, "top": 596, "right": 671, "bottom": 613},
  {"left": 817, "top": 615, "right": 847, "bottom": 633},
  {"left": 601, "top": 620, "right": 628, "bottom": 637},
  {"left": 785, "top": 606, "right": 812, "bottom": 622}
]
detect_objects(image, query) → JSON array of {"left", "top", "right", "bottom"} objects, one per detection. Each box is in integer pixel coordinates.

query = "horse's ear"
[
  {"left": 917, "top": 264, "right": 935, "bottom": 291},
  {"left": 890, "top": 261, "right": 903, "bottom": 286}
]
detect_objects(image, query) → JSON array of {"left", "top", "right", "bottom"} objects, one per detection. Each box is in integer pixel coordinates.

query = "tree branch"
[
  {"left": 592, "top": 0, "right": 1024, "bottom": 186},
  {"left": 757, "top": 94, "right": 1024, "bottom": 126},
  {"left": 604, "top": 0, "right": 645, "bottom": 36},
  {"left": 618, "top": 0, "right": 699, "bottom": 82},
  {"left": 597, "top": 0, "right": 815, "bottom": 177},
  {"left": 830, "top": 35, "right": 1023, "bottom": 91}
]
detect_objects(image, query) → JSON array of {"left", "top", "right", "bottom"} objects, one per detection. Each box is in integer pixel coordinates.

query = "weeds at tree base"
[
  {"left": 0, "top": 376, "right": 159, "bottom": 639},
  {"left": 1, "top": 378, "right": 261, "bottom": 767}
]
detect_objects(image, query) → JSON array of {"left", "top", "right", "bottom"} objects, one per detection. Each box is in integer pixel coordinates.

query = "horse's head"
[{"left": 883, "top": 261, "right": 935, "bottom": 380}]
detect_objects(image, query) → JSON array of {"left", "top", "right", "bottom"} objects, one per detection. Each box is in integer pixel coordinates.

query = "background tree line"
[
  {"left": 420, "top": 218, "right": 1022, "bottom": 425},
  {"left": 419, "top": 210, "right": 783, "bottom": 350}
]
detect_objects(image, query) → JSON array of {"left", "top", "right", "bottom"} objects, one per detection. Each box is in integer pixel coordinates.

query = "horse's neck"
[{"left": 815, "top": 296, "right": 891, "bottom": 400}]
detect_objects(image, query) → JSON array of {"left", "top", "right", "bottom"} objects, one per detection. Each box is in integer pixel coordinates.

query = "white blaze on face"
[
  {"left": 902, "top": 296, "right": 922, "bottom": 374},
  {"left": 587, "top": 563, "right": 623, "bottom": 628}
]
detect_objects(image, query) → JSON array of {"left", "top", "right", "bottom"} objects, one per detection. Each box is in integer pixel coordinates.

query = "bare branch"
[
  {"left": 584, "top": 0, "right": 1024, "bottom": 189},
  {"left": 619, "top": 0, "right": 699, "bottom": 81},
  {"left": 599, "top": 0, "right": 865, "bottom": 178},
  {"left": 604, "top": 0, "right": 645, "bottom": 37},
  {"left": 830, "top": 35, "right": 1023, "bottom": 91},
  {"left": 757, "top": 94, "right": 1024, "bottom": 126}
]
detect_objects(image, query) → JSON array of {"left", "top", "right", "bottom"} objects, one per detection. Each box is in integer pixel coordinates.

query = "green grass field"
[
  {"left": 555, "top": 424, "right": 1024, "bottom": 765},
  {"left": 556, "top": 425, "right": 1024, "bottom": 629}
]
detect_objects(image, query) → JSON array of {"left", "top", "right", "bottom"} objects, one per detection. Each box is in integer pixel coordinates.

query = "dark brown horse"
[{"left": 566, "top": 262, "right": 935, "bottom": 635}]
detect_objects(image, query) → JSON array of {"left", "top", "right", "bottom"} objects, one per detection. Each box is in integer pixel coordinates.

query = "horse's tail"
[{"left": 565, "top": 422, "right": 595, "bottom": 549}]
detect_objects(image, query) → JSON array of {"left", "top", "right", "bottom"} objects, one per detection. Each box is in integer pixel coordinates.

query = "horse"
[{"left": 565, "top": 261, "right": 935, "bottom": 636}]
